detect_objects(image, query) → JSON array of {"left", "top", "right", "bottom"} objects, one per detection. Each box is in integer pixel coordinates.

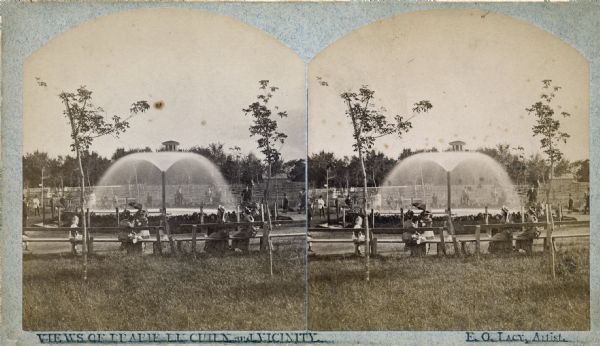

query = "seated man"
[
  {"left": 403, "top": 216, "right": 426, "bottom": 256},
  {"left": 489, "top": 206, "right": 514, "bottom": 254},
  {"left": 513, "top": 207, "right": 541, "bottom": 254},
  {"left": 230, "top": 207, "right": 258, "bottom": 252},
  {"left": 205, "top": 206, "right": 229, "bottom": 254}
]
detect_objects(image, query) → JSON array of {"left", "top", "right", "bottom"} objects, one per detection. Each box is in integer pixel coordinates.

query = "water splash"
[
  {"left": 382, "top": 152, "right": 521, "bottom": 209},
  {"left": 92, "top": 152, "right": 234, "bottom": 209}
]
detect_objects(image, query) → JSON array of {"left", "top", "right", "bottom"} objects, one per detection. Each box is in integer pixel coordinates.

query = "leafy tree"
[
  {"left": 571, "top": 159, "right": 589, "bottom": 182},
  {"left": 308, "top": 151, "right": 337, "bottom": 188},
  {"left": 240, "top": 153, "right": 264, "bottom": 187},
  {"left": 111, "top": 147, "right": 152, "bottom": 161},
  {"left": 23, "top": 151, "right": 53, "bottom": 188},
  {"left": 54, "top": 84, "right": 149, "bottom": 280},
  {"left": 333, "top": 83, "right": 432, "bottom": 281},
  {"left": 242, "top": 80, "right": 288, "bottom": 251},
  {"left": 283, "top": 159, "right": 306, "bottom": 182},
  {"left": 526, "top": 80, "right": 571, "bottom": 190}
]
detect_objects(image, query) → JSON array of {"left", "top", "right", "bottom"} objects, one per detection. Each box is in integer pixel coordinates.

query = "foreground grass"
[
  {"left": 24, "top": 241, "right": 305, "bottom": 331},
  {"left": 309, "top": 248, "right": 589, "bottom": 330}
]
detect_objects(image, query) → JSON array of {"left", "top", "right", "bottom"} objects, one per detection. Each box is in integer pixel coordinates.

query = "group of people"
[
  {"left": 204, "top": 205, "right": 259, "bottom": 253},
  {"left": 488, "top": 206, "right": 542, "bottom": 254}
]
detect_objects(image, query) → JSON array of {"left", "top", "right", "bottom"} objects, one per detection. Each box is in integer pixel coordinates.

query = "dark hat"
[{"left": 128, "top": 201, "right": 143, "bottom": 210}]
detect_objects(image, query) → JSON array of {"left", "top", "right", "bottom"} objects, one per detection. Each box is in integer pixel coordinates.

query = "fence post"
[
  {"left": 438, "top": 227, "right": 446, "bottom": 256},
  {"left": 116, "top": 207, "right": 119, "bottom": 226},
  {"left": 155, "top": 221, "right": 163, "bottom": 255},
  {"left": 236, "top": 205, "right": 241, "bottom": 250},
  {"left": 544, "top": 204, "right": 551, "bottom": 252},
  {"left": 372, "top": 237, "right": 378, "bottom": 256},
  {"left": 191, "top": 225, "right": 197, "bottom": 258},
  {"left": 549, "top": 204, "right": 556, "bottom": 279},
  {"left": 400, "top": 208, "right": 405, "bottom": 228},
  {"left": 58, "top": 207, "right": 62, "bottom": 226},
  {"left": 342, "top": 208, "right": 346, "bottom": 228},
  {"left": 558, "top": 203, "right": 563, "bottom": 222},
  {"left": 475, "top": 225, "right": 481, "bottom": 258},
  {"left": 89, "top": 236, "right": 94, "bottom": 255},
  {"left": 371, "top": 209, "right": 375, "bottom": 229}
]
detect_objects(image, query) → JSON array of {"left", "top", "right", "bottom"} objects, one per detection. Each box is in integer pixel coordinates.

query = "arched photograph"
[
  {"left": 307, "top": 9, "right": 590, "bottom": 331},
  {"left": 22, "top": 8, "right": 307, "bottom": 331}
]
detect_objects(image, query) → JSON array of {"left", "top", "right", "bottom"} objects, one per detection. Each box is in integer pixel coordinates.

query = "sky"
[
  {"left": 24, "top": 8, "right": 305, "bottom": 161},
  {"left": 309, "top": 9, "right": 589, "bottom": 162}
]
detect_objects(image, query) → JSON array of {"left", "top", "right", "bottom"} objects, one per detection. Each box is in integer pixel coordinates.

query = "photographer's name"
[{"left": 466, "top": 331, "right": 568, "bottom": 344}]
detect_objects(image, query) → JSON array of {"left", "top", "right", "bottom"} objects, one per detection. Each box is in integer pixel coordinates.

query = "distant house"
[
  {"left": 449, "top": 140, "right": 466, "bottom": 152},
  {"left": 161, "top": 140, "right": 180, "bottom": 152}
]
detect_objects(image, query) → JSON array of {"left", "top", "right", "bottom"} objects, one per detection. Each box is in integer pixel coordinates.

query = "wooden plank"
[
  {"left": 269, "top": 233, "right": 306, "bottom": 238},
  {"left": 308, "top": 227, "right": 444, "bottom": 233},
  {"left": 475, "top": 225, "right": 480, "bottom": 257},
  {"left": 438, "top": 228, "right": 446, "bottom": 255}
]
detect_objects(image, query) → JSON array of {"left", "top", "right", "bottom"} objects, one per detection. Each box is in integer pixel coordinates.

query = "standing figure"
[
  {"left": 175, "top": 187, "right": 183, "bottom": 207},
  {"left": 112, "top": 194, "right": 119, "bottom": 209},
  {"left": 32, "top": 197, "right": 40, "bottom": 216},
  {"left": 207, "top": 187, "right": 213, "bottom": 205},
  {"left": 568, "top": 193, "right": 574, "bottom": 212},
  {"left": 282, "top": 193, "right": 289, "bottom": 213},
  {"left": 241, "top": 185, "right": 252, "bottom": 205},
  {"left": 23, "top": 196, "right": 28, "bottom": 228},
  {"left": 527, "top": 186, "right": 537, "bottom": 208},
  {"left": 317, "top": 196, "right": 325, "bottom": 217},
  {"left": 298, "top": 188, "right": 306, "bottom": 214}
]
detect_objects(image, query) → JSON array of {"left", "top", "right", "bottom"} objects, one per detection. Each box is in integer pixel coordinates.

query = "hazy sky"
[
  {"left": 24, "top": 8, "right": 305, "bottom": 161},
  {"left": 309, "top": 9, "right": 589, "bottom": 161}
]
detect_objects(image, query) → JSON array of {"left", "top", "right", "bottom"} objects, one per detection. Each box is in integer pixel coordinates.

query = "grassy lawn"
[
  {"left": 23, "top": 240, "right": 306, "bottom": 331},
  {"left": 309, "top": 247, "right": 589, "bottom": 331}
]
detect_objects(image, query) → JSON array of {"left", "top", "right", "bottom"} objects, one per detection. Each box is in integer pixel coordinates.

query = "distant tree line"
[
  {"left": 23, "top": 143, "right": 305, "bottom": 189},
  {"left": 308, "top": 144, "right": 588, "bottom": 189}
]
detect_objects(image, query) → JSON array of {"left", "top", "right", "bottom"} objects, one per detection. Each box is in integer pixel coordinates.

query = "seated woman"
[
  {"left": 230, "top": 207, "right": 258, "bottom": 252},
  {"left": 204, "top": 205, "right": 229, "bottom": 254},
  {"left": 513, "top": 207, "right": 541, "bottom": 254},
  {"left": 403, "top": 216, "right": 426, "bottom": 256},
  {"left": 118, "top": 202, "right": 148, "bottom": 254},
  {"left": 351, "top": 213, "right": 365, "bottom": 256},
  {"left": 488, "top": 206, "right": 514, "bottom": 254},
  {"left": 69, "top": 215, "right": 82, "bottom": 255}
]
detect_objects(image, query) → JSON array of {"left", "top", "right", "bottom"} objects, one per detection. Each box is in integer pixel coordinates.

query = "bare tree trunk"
[
  {"left": 64, "top": 100, "right": 88, "bottom": 282},
  {"left": 262, "top": 160, "right": 272, "bottom": 251},
  {"left": 76, "top": 150, "right": 88, "bottom": 282},
  {"left": 358, "top": 149, "right": 370, "bottom": 282}
]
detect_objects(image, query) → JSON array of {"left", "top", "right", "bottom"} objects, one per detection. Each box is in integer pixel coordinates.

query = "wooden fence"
[
  {"left": 23, "top": 219, "right": 306, "bottom": 256},
  {"left": 308, "top": 220, "right": 589, "bottom": 258}
]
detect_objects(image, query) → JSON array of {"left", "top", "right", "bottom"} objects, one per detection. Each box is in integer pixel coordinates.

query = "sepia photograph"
[
  {"left": 21, "top": 8, "right": 307, "bottom": 331},
  {"left": 307, "top": 9, "right": 590, "bottom": 331},
  {"left": 1, "top": 2, "right": 598, "bottom": 345}
]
